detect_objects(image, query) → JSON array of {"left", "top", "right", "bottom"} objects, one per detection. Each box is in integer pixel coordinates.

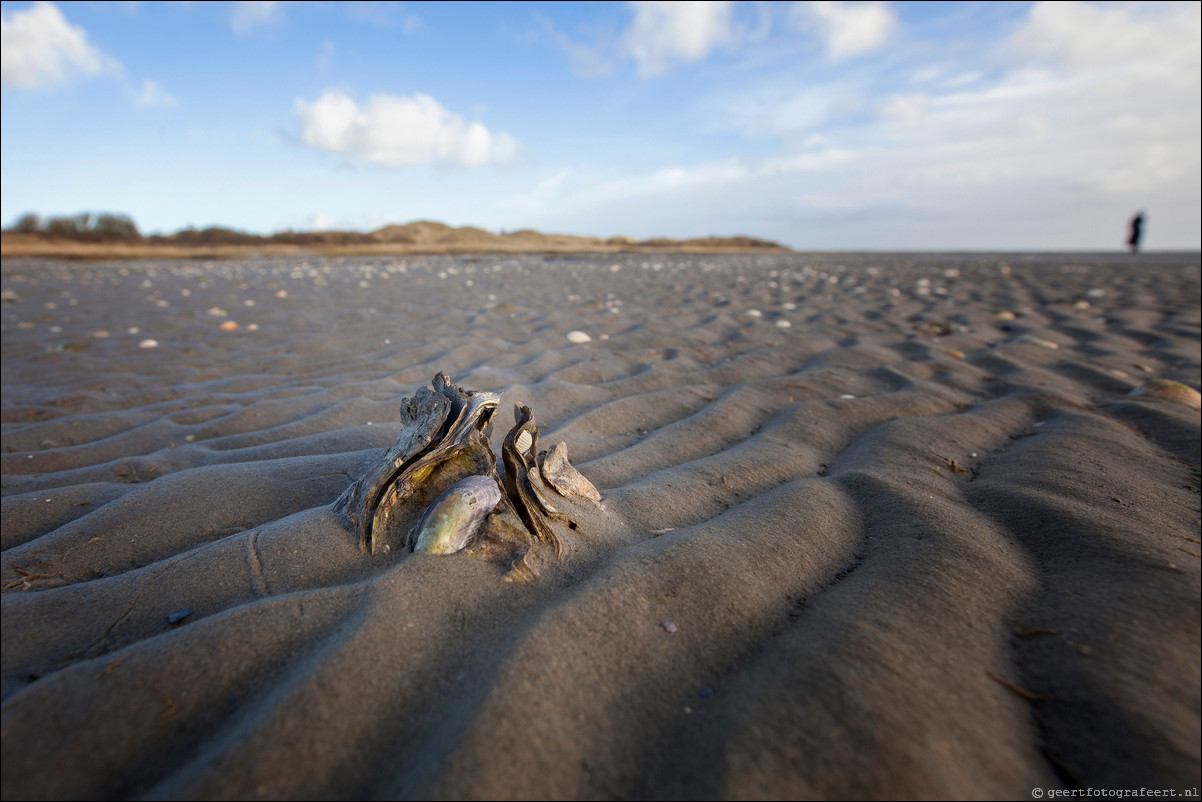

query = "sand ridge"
[{"left": 1, "top": 252, "right": 1199, "bottom": 798}]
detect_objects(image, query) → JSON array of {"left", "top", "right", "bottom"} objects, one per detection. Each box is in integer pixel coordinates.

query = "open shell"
[
  {"left": 335, "top": 374, "right": 603, "bottom": 576},
  {"left": 334, "top": 373, "right": 501, "bottom": 554}
]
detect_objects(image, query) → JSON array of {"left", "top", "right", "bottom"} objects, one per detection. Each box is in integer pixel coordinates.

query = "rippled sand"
[{"left": 2, "top": 252, "right": 1199, "bottom": 798}]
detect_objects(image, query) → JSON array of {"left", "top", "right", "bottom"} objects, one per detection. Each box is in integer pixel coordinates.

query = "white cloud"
[
  {"left": 1013, "top": 1, "right": 1200, "bottom": 90},
  {"left": 295, "top": 90, "right": 520, "bottom": 167},
  {"left": 231, "top": 1, "right": 283, "bottom": 35},
  {"left": 791, "top": 1, "right": 897, "bottom": 61},
  {"left": 1, "top": 1, "right": 122, "bottom": 90},
  {"left": 130, "top": 78, "right": 176, "bottom": 108},
  {"left": 622, "top": 1, "right": 737, "bottom": 77}
]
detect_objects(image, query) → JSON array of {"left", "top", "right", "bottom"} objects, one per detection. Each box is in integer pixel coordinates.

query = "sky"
[{"left": 1, "top": 0, "right": 1199, "bottom": 250}]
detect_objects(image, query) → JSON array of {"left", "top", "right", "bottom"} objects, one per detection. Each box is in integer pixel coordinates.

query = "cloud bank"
[
  {"left": 295, "top": 90, "right": 519, "bottom": 167},
  {"left": 1, "top": 1, "right": 121, "bottom": 89},
  {"left": 622, "top": 1, "right": 737, "bottom": 77}
]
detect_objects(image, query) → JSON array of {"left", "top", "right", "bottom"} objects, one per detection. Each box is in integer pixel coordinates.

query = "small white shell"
[
  {"left": 566, "top": 330, "right": 591, "bottom": 344},
  {"left": 515, "top": 430, "right": 533, "bottom": 454}
]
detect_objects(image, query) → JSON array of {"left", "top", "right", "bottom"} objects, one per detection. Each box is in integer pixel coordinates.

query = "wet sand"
[{"left": 2, "top": 251, "right": 1199, "bottom": 799}]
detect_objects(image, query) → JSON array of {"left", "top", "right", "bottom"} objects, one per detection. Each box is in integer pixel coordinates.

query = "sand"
[{"left": 1, "top": 251, "right": 1199, "bottom": 799}]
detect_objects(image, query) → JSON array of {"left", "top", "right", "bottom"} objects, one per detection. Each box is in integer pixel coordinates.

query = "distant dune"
[{"left": 1, "top": 220, "right": 788, "bottom": 260}]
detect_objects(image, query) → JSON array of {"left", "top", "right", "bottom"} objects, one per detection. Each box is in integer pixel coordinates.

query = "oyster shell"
[
  {"left": 502, "top": 404, "right": 563, "bottom": 555},
  {"left": 335, "top": 373, "right": 602, "bottom": 575},
  {"left": 334, "top": 373, "right": 500, "bottom": 554}
]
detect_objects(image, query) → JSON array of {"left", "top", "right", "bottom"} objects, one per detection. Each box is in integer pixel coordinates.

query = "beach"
[{"left": 2, "top": 251, "right": 1199, "bottom": 799}]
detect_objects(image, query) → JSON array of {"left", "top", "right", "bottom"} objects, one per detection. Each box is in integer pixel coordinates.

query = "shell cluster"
[{"left": 334, "top": 373, "right": 602, "bottom": 578}]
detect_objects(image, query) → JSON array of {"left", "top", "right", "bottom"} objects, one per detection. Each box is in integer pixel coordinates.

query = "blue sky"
[{"left": 2, "top": 1, "right": 1199, "bottom": 249}]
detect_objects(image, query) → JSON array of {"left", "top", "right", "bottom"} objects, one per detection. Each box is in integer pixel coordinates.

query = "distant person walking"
[{"left": 1128, "top": 211, "right": 1144, "bottom": 253}]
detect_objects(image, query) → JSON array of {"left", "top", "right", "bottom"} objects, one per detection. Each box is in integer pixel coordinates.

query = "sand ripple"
[{"left": 2, "top": 253, "right": 1199, "bottom": 798}]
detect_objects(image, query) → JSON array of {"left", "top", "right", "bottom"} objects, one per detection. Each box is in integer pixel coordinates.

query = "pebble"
[
  {"left": 746, "top": 309, "right": 762, "bottom": 318},
  {"left": 662, "top": 622, "right": 678, "bottom": 633},
  {"left": 207, "top": 307, "right": 228, "bottom": 317},
  {"left": 775, "top": 319, "right": 791, "bottom": 328},
  {"left": 138, "top": 339, "right": 159, "bottom": 349},
  {"left": 220, "top": 321, "right": 239, "bottom": 331},
  {"left": 566, "top": 330, "right": 591, "bottom": 344}
]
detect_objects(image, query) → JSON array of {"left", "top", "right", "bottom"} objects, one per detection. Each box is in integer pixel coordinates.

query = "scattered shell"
[
  {"left": 219, "top": 321, "right": 239, "bottom": 331},
  {"left": 207, "top": 307, "right": 228, "bottom": 317},
  {"left": 412, "top": 475, "right": 503, "bottom": 555},
  {"left": 566, "top": 330, "right": 591, "bottom": 344},
  {"left": 1129, "top": 379, "right": 1201, "bottom": 411},
  {"left": 775, "top": 319, "right": 791, "bottom": 328},
  {"left": 746, "top": 309, "right": 762, "bottom": 318},
  {"left": 994, "top": 309, "right": 1017, "bottom": 321},
  {"left": 663, "top": 622, "right": 678, "bottom": 633},
  {"left": 1013, "top": 335, "right": 1060, "bottom": 350},
  {"left": 1072, "top": 299, "right": 1091, "bottom": 310},
  {"left": 275, "top": 290, "right": 288, "bottom": 298},
  {"left": 138, "top": 339, "right": 159, "bottom": 349},
  {"left": 915, "top": 319, "right": 953, "bottom": 337},
  {"left": 948, "top": 350, "right": 966, "bottom": 359}
]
